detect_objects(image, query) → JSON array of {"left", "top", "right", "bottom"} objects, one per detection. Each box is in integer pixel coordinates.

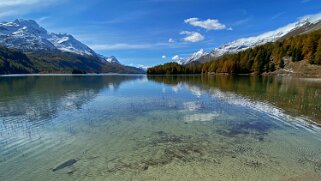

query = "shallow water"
[{"left": 0, "top": 75, "right": 321, "bottom": 181}]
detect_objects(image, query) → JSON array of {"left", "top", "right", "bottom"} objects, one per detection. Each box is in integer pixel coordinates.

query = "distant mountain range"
[
  {"left": 178, "top": 13, "right": 321, "bottom": 65},
  {"left": 0, "top": 19, "right": 144, "bottom": 74}
]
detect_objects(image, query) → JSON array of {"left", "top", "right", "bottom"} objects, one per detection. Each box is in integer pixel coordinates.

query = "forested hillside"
[
  {"left": 0, "top": 47, "right": 144, "bottom": 74},
  {"left": 147, "top": 29, "right": 321, "bottom": 75},
  {"left": 0, "top": 47, "right": 36, "bottom": 74}
]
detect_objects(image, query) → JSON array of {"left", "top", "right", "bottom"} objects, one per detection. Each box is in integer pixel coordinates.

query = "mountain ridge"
[
  {"left": 0, "top": 19, "right": 122, "bottom": 65},
  {"left": 147, "top": 19, "right": 321, "bottom": 76},
  {"left": 0, "top": 19, "right": 95, "bottom": 56},
  {"left": 184, "top": 13, "right": 321, "bottom": 64},
  {"left": 182, "top": 49, "right": 208, "bottom": 65},
  {"left": 0, "top": 19, "right": 144, "bottom": 74}
]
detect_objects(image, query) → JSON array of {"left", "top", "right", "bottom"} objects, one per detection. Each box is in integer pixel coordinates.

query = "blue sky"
[{"left": 0, "top": 0, "right": 321, "bottom": 67}]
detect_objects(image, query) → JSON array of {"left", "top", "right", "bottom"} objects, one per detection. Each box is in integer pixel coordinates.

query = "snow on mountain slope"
[
  {"left": 193, "top": 12, "right": 321, "bottom": 63},
  {"left": 183, "top": 49, "right": 208, "bottom": 64},
  {"left": 172, "top": 55, "right": 185, "bottom": 65},
  {"left": 0, "top": 19, "right": 96, "bottom": 56},
  {"left": 175, "top": 49, "right": 208, "bottom": 65},
  {"left": 0, "top": 19, "right": 56, "bottom": 51},
  {"left": 104, "top": 56, "right": 120, "bottom": 64},
  {"left": 49, "top": 33, "right": 96, "bottom": 56},
  {"left": 0, "top": 19, "right": 49, "bottom": 37}
]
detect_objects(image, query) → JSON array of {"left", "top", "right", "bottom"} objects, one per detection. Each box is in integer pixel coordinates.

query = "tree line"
[
  {"left": 0, "top": 47, "right": 145, "bottom": 74},
  {"left": 147, "top": 29, "right": 321, "bottom": 75}
]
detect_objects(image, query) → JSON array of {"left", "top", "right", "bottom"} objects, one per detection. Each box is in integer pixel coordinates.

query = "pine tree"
[
  {"left": 269, "top": 62, "right": 275, "bottom": 72},
  {"left": 147, "top": 29, "right": 321, "bottom": 75},
  {"left": 292, "top": 48, "right": 303, "bottom": 61},
  {"left": 303, "top": 33, "right": 320, "bottom": 63},
  {"left": 315, "top": 38, "right": 321, "bottom": 65},
  {"left": 279, "top": 58, "right": 285, "bottom": 69},
  {"left": 253, "top": 49, "right": 266, "bottom": 73}
]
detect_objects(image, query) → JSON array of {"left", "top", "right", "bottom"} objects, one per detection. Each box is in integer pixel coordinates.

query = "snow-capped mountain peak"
[
  {"left": 0, "top": 19, "right": 96, "bottom": 56},
  {"left": 1, "top": 19, "right": 50, "bottom": 39},
  {"left": 104, "top": 56, "right": 120, "bottom": 64},
  {"left": 0, "top": 19, "right": 56, "bottom": 51},
  {"left": 184, "top": 49, "right": 208, "bottom": 64},
  {"left": 190, "top": 12, "right": 321, "bottom": 63},
  {"left": 175, "top": 49, "right": 208, "bottom": 65},
  {"left": 176, "top": 59, "right": 185, "bottom": 65},
  {"left": 172, "top": 55, "right": 185, "bottom": 65},
  {"left": 209, "top": 22, "right": 304, "bottom": 58}
]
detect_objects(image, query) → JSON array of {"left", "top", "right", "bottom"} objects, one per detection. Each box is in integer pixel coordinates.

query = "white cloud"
[
  {"left": 97, "top": 11, "right": 149, "bottom": 24},
  {"left": 90, "top": 42, "right": 169, "bottom": 50},
  {"left": 168, "top": 38, "right": 175, "bottom": 43},
  {"left": 271, "top": 12, "right": 286, "bottom": 20},
  {"left": 232, "top": 17, "right": 251, "bottom": 26},
  {"left": 0, "top": 0, "right": 44, "bottom": 7},
  {"left": 227, "top": 27, "right": 233, "bottom": 31},
  {"left": 36, "top": 16, "right": 50, "bottom": 23},
  {"left": 89, "top": 41, "right": 190, "bottom": 50},
  {"left": 91, "top": 43, "right": 150, "bottom": 50},
  {"left": 129, "top": 63, "right": 150, "bottom": 70},
  {"left": 0, "top": 0, "right": 65, "bottom": 18},
  {"left": 184, "top": 18, "right": 226, "bottom": 30},
  {"left": 137, "top": 64, "right": 150, "bottom": 70},
  {"left": 162, "top": 55, "right": 166, "bottom": 59},
  {"left": 180, "top": 31, "right": 204, "bottom": 42},
  {"left": 0, "top": 10, "right": 20, "bottom": 18}
]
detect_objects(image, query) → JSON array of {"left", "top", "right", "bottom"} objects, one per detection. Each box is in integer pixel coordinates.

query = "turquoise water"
[{"left": 0, "top": 75, "right": 321, "bottom": 180}]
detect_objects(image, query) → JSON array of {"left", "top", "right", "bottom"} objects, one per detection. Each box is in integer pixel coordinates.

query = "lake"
[{"left": 0, "top": 75, "right": 321, "bottom": 181}]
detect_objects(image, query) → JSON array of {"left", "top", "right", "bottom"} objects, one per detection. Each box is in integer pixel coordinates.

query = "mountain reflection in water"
[
  {"left": 0, "top": 75, "right": 320, "bottom": 181},
  {"left": 147, "top": 75, "right": 321, "bottom": 124}
]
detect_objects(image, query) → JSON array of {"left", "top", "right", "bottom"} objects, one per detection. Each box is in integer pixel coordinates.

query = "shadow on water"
[{"left": 147, "top": 75, "right": 321, "bottom": 124}]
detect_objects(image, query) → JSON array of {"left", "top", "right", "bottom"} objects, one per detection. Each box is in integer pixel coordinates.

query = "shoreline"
[{"left": 0, "top": 73, "right": 146, "bottom": 77}]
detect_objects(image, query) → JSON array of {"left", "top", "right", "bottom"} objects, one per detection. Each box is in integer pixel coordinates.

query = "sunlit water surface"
[{"left": 0, "top": 75, "right": 321, "bottom": 181}]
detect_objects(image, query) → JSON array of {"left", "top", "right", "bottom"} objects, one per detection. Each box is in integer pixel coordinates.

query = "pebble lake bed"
[{"left": 0, "top": 75, "right": 321, "bottom": 181}]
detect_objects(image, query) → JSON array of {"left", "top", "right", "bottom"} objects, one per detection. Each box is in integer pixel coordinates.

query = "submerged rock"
[{"left": 52, "top": 159, "right": 77, "bottom": 172}]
